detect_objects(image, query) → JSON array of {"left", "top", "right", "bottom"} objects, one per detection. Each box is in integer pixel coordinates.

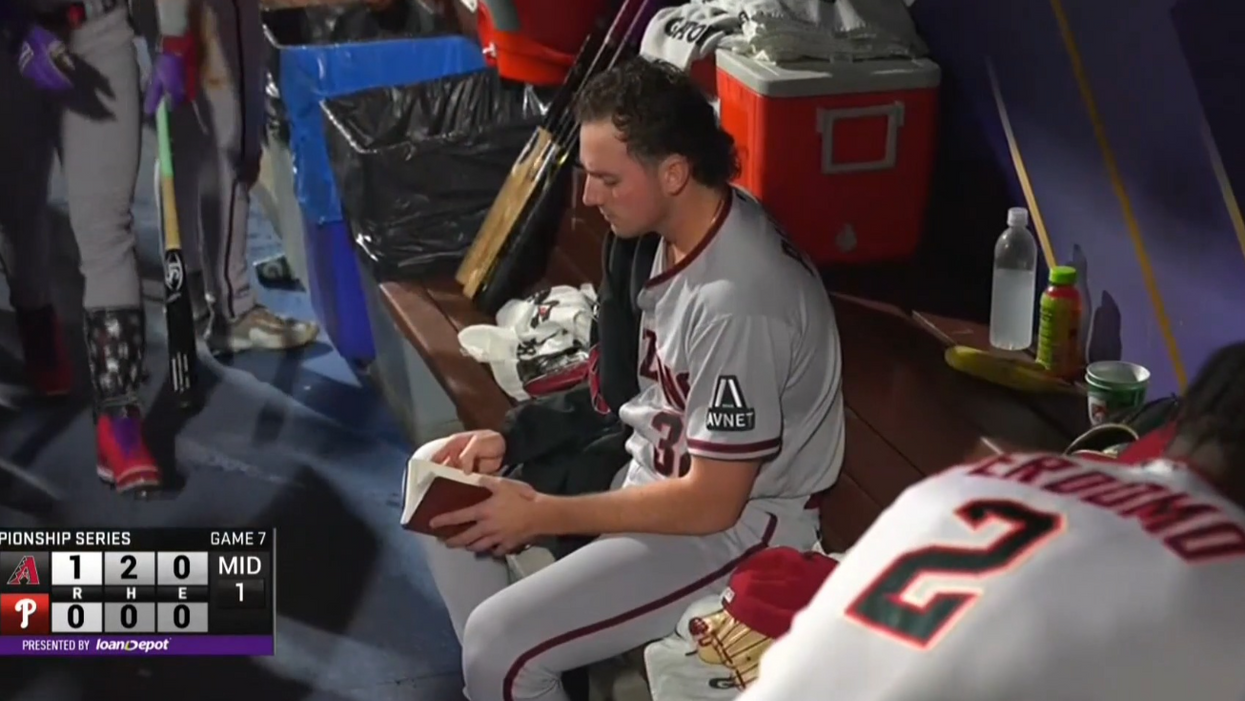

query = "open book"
[{"left": 400, "top": 458, "right": 492, "bottom": 539}]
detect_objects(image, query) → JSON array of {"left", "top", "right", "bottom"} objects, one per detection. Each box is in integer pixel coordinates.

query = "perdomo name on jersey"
[{"left": 967, "top": 453, "right": 1245, "bottom": 563}]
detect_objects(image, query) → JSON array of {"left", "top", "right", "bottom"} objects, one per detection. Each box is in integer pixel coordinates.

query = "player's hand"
[
  {"left": 143, "top": 34, "right": 199, "bottom": 115},
  {"left": 431, "top": 476, "right": 543, "bottom": 555},
  {"left": 431, "top": 429, "right": 506, "bottom": 475},
  {"left": 17, "top": 25, "right": 75, "bottom": 92}
]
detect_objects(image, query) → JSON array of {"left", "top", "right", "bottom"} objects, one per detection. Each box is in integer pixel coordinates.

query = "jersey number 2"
[{"left": 846, "top": 499, "right": 1064, "bottom": 649}]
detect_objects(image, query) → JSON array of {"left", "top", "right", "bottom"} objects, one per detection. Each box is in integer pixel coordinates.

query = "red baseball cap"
[{"left": 721, "top": 547, "right": 838, "bottom": 640}]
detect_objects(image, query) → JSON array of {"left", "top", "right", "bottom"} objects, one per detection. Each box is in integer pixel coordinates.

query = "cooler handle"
[{"left": 816, "top": 102, "right": 906, "bottom": 175}]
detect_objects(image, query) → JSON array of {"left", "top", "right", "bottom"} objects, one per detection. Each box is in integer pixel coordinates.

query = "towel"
[
  {"left": 704, "top": 0, "right": 926, "bottom": 63},
  {"left": 640, "top": 3, "right": 740, "bottom": 70},
  {"left": 457, "top": 285, "right": 597, "bottom": 402}
]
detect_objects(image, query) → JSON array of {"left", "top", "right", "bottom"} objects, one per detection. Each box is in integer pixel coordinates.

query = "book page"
[{"left": 400, "top": 458, "right": 483, "bottom": 525}]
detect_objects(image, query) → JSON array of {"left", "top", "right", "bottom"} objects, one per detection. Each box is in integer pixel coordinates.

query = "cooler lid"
[{"left": 716, "top": 50, "right": 941, "bottom": 97}]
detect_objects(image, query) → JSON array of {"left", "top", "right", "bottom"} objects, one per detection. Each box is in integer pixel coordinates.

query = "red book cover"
[{"left": 400, "top": 459, "right": 491, "bottom": 539}]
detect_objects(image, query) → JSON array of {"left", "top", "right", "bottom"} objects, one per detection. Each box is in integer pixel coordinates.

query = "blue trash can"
[{"left": 278, "top": 35, "right": 486, "bottom": 363}]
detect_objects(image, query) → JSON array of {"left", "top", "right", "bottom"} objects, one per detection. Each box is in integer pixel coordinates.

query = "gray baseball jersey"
[
  {"left": 404, "top": 191, "right": 842, "bottom": 701},
  {"left": 619, "top": 188, "right": 845, "bottom": 503},
  {"left": 740, "top": 455, "right": 1245, "bottom": 701}
]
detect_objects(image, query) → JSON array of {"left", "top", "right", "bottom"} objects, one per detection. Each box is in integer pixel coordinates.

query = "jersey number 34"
[{"left": 845, "top": 499, "right": 1064, "bottom": 650}]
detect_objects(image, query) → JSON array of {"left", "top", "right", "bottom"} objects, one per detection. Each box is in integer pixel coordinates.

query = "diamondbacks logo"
[
  {"left": 705, "top": 376, "right": 755, "bottom": 432},
  {"left": 7, "top": 556, "right": 39, "bottom": 586}
]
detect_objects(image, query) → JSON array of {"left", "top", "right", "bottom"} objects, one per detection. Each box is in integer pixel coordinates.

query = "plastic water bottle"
[{"left": 989, "top": 207, "right": 1039, "bottom": 351}]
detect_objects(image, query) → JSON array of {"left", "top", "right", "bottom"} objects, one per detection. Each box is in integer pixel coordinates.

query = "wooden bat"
[
  {"left": 456, "top": 128, "right": 554, "bottom": 296},
  {"left": 472, "top": 154, "right": 575, "bottom": 314},
  {"left": 155, "top": 100, "right": 201, "bottom": 412},
  {"left": 456, "top": 0, "right": 647, "bottom": 300}
]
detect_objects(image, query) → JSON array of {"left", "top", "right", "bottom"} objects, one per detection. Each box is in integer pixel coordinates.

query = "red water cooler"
[
  {"left": 716, "top": 51, "right": 942, "bottom": 266},
  {"left": 476, "top": 0, "right": 613, "bottom": 86}
]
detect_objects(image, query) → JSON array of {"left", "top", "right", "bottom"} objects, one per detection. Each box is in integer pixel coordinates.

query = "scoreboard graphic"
[{"left": 0, "top": 529, "right": 275, "bottom": 656}]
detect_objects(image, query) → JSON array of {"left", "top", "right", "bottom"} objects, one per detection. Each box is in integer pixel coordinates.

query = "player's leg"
[
  {"left": 408, "top": 437, "right": 514, "bottom": 639},
  {"left": 0, "top": 53, "right": 71, "bottom": 397},
  {"left": 199, "top": 0, "right": 318, "bottom": 354},
  {"left": 453, "top": 506, "right": 818, "bottom": 701},
  {"left": 137, "top": 0, "right": 213, "bottom": 333},
  {"left": 57, "top": 6, "right": 160, "bottom": 492}
]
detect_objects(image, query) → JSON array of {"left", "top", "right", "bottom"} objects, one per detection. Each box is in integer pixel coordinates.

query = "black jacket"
[{"left": 498, "top": 233, "right": 660, "bottom": 556}]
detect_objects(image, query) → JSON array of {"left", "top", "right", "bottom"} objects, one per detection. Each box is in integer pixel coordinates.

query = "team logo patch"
[{"left": 705, "top": 376, "right": 755, "bottom": 432}]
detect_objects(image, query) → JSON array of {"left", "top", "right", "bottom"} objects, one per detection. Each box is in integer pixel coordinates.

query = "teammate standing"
[
  {"left": 407, "top": 58, "right": 845, "bottom": 701},
  {"left": 0, "top": 5, "right": 74, "bottom": 398},
  {"left": 738, "top": 343, "right": 1245, "bottom": 701},
  {"left": 0, "top": 0, "right": 160, "bottom": 492},
  {"left": 144, "top": 0, "right": 318, "bottom": 353}
]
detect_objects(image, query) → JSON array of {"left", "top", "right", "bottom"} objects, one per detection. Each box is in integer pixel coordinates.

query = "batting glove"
[
  {"left": 17, "top": 24, "right": 74, "bottom": 92},
  {"left": 143, "top": 33, "right": 199, "bottom": 115}
]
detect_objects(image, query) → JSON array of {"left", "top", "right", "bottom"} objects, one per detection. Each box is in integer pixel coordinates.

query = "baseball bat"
[
  {"left": 457, "top": 0, "right": 646, "bottom": 298},
  {"left": 155, "top": 100, "right": 201, "bottom": 412}
]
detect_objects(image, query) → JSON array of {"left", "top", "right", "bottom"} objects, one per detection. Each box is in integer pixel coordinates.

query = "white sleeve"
[{"left": 683, "top": 315, "right": 792, "bottom": 462}]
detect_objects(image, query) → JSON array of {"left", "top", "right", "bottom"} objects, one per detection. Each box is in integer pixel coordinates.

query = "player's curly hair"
[
  {"left": 1175, "top": 341, "right": 1245, "bottom": 464},
  {"left": 573, "top": 57, "right": 739, "bottom": 189}
]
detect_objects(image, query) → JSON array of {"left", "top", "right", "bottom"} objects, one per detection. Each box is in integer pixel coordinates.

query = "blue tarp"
[{"left": 279, "top": 35, "right": 487, "bottom": 226}]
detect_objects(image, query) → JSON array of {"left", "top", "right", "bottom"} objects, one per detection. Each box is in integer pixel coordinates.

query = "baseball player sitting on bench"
[
  {"left": 737, "top": 342, "right": 1245, "bottom": 701},
  {"left": 409, "top": 58, "right": 846, "bottom": 701}
]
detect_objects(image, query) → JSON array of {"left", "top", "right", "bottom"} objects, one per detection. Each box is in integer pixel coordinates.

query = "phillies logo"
[
  {"left": 13, "top": 598, "right": 37, "bottom": 629},
  {"left": 6, "top": 556, "right": 39, "bottom": 586},
  {"left": 0, "top": 593, "right": 49, "bottom": 634}
]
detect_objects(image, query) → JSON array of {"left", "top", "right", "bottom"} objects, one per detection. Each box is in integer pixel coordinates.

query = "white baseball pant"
[
  {"left": 141, "top": 0, "right": 266, "bottom": 321},
  {"left": 409, "top": 436, "right": 820, "bottom": 701}
]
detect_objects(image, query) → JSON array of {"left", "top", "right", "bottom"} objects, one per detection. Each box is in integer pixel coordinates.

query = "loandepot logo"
[{"left": 95, "top": 639, "right": 171, "bottom": 653}]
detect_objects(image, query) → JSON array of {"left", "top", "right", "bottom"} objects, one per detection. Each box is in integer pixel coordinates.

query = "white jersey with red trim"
[
  {"left": 617, "top": 188, "right": 844, "bottom": 503},
  {"left": 739, "top": 454, "right": 1245, "bottom": 701}
]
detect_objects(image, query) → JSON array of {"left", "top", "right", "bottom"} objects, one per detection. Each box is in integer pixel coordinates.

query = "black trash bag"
[
  {"left": 322, "top": 69, "right": 547, "bottom": 281},
  {"left": 261, "top": 0, "right": 448, "bottom": 143},
  {"left": 295, "top": 1, "right": 442, "bottom": 44}
]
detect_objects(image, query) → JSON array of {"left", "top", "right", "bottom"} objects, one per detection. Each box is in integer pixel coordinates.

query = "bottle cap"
[
  {"left": 1049, "top": 265, "right": 1077, "bottom": 286},
  {"left": 1006, "top": 207, "right": 1029, "bottom": 227}
]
